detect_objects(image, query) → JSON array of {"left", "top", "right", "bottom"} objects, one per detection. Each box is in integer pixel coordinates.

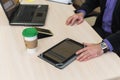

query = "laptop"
[{"left": 0, "top": 0, "right": 48, "bottom": 26}]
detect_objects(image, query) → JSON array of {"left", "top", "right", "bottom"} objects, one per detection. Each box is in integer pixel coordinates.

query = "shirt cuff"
[
  {"left": 103, "top": 39, "right": 113, "bottom": 51},
  {"left": 75, "top": 10, "right": 86, "bottom": 16}
]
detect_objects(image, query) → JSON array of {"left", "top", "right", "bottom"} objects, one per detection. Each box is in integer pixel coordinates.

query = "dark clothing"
[
  {"left": 92, "top": 26, "right": 111, "bottom": 39},
  {"left": 76, "top": 0, "right": 120, "bottom": 56}
]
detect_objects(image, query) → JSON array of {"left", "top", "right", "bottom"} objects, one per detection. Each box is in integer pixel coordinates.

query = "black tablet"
[{"left": 38, "top": 38, "right": 84, "bottom": 69}]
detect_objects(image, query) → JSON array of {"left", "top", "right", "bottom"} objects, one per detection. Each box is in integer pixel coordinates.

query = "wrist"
[
  {"left": 100, "top": 41, "right": 109, "bottom": 53},
  {"left": 75, "top": 10, "right": 86, "bottom": 17},
  {"left": 77, "top": 13, "right": 85, "bottom": 18}
]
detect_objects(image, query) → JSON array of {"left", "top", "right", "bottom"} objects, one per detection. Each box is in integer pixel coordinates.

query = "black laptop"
[{"left": 0, "top": 0, "right": 48, "bottom": 26}]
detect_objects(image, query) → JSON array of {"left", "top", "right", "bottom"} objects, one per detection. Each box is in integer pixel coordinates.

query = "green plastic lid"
[{"left": 22, "top": 28, "right": 38, "bottom": 37}]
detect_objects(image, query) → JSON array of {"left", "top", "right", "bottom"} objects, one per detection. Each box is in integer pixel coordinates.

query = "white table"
[{"left": 0, "top": 0, "right": 120, "bottom": 80}]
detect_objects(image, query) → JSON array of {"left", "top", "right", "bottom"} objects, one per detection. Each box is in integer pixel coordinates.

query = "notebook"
[
  {"left": 0, "top": 0, "right": 48, "bottom": 26},
  {"left": 38, "top": 38, "right": 84, "bottom": 69}
]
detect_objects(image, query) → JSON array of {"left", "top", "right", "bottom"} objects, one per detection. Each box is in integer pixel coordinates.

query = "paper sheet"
[{"left": 48, "top": 0, "right": 72, "bottom": 4}]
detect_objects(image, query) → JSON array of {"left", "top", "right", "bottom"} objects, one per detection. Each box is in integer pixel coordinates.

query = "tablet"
[{"left": 38, "top": 38, "right": 84, "bottom": 69}]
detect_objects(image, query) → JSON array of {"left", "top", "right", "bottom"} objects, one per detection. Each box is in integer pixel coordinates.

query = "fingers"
[
  {"left": 69, "top": 16, "right": 79, "bottom": 26},
  {"left": 75, "top": 43, "right": 104, "bottom": 62},
  {"left": 66, "top": 16, "right": 73, "bottom": 25},
  {"left": 66, "top": 15, "right": 84, "bottom": 26},
  {"left": 83, "top": 55, "right": 96, "bottom": 61},
  {"left": 76, "top": 51, "right": 89, "bottom": 61},
  {"left": 76, "top": 51, "right": 96, "bottom": 62},
  {"left": 76, "top": 48, "right": 87, "bottom": 55},
  {"left": 76, "top": 18, "right": 84, "bottom": 24},
  {"left": 76, "top": 48, "right": 89, "bottom": 61},
  {"left": 76, "top": 47, "right": 100, "bottom": 62},
  {"left": 76, "top": 50, "right": 101, "bottom": 62},
  {"left": 66, "top": 16, "right": 78, "bottom": 26}
]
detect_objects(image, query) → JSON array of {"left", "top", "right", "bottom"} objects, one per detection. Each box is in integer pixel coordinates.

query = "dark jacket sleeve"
[
  {"left": 77, "top": 0, "right": 100, "bottom": 15},
  {"left": 106, "top": 31, "right": 120, "bottom": 56}
]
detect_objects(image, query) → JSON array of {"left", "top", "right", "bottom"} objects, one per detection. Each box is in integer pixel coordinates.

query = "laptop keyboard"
[{"left": 16, "top": 5, "right": 37, "bottom": 22}]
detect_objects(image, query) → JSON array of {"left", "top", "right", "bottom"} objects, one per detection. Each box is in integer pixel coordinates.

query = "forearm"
[
  {"left": 104, "top": 31, "right": 120, "bottom": 56},
  {"left": 76, "top": 0, "right": 100, "bottom": 15}
]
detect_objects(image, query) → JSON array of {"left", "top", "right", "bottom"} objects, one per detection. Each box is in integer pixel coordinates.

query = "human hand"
[
  {"left": 66, "top": 13, "right": 84, "bottom": 26},
  {"left": 76, "top": 43, "right": 103, "bottom": 61}
]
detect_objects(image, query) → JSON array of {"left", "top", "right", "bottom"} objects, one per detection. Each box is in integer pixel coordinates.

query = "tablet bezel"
[{"left": 38, "top": 38, "right": 84, "bottom": 69}]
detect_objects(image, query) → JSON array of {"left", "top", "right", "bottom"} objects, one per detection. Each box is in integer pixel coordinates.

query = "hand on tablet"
[{"left": 76, "top": 43, "right": 103, "bottom": 61}]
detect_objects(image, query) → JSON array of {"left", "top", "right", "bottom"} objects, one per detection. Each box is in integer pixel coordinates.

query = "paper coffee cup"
[{"left": 22, "top": 28, "right": 38, "bottom": 54}]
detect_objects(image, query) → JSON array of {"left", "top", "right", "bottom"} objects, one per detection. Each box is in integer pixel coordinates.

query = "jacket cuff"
[
  {"left": 74, "top": 9, "right": 86, "bottom": 16},
  {"left": 103, "top": 39, "right": 114, "bottom": 51}
]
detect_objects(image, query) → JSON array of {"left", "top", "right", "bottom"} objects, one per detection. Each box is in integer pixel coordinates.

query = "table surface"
[{"left": 0, "top": 0, "right": 120, "bottom": 80}]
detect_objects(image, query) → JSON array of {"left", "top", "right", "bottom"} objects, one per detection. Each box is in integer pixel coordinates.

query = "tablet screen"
[{"left": 43, "top": 39, "right": 84, "bottom": 63}]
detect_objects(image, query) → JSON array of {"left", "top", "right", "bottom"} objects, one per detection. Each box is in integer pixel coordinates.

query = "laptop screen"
[{"left": 0, "top": 0, "right": 19, "bottom": 19}]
